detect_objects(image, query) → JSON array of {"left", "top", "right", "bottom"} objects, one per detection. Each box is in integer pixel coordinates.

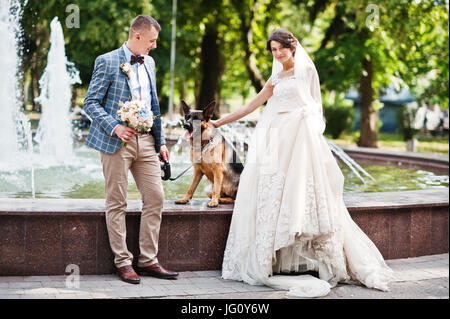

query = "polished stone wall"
[{"left": 0, "top": 189, "right": 448, "bottom": 276}]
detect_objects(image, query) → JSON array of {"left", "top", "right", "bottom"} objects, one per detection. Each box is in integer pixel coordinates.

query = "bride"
[{"left": 211, "top": 28, "right": 395, "bottom": 297}]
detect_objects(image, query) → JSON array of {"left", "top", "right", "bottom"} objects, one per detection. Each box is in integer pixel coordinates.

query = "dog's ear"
[
  {"left": 181, "top": 100, "right": 190, "bottom": 115},
  {"left": 203, "top": 101, "right": 216, "bottom": 120}
]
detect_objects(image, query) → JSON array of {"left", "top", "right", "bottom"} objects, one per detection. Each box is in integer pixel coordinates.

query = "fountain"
[
  {"left": 328, "top": 140, "right": 375, "bottom": 183},
  {"left": 34, "top": 16, "right": 81, "bottom": 162},
  {"left": 0, "top": 0, "right": 26, "bottom": 157},
  {"left": 0, "top": 0, "right": 35, "bottom": 198}
]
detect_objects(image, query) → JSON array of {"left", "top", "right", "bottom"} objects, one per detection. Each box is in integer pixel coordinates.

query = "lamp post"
[{"left": 168, "top": 0, "right": 177, "bottom": 137}]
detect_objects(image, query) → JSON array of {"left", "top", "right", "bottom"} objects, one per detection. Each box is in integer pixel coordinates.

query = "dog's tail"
[{"left": 220, "top": 132, "right": 244, "bottom": 173}]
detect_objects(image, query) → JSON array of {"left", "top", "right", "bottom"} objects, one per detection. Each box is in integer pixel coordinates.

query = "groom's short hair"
[{"left": 129, "top": 15, "right": 161, "bottom": 37}]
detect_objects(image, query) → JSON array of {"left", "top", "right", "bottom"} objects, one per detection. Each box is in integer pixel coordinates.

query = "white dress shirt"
[{"left": 110, "top": 42, "right": 165, "bottom": 145}]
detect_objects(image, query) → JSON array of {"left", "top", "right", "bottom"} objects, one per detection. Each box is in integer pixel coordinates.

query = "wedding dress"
[{"left": 221, "top": 42, "right": 394, "bottom": 297}]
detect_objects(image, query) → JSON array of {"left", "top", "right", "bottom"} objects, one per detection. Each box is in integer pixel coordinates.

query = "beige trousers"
[{"left": 100, "top": 133, "right": 164, "bottom": 269}]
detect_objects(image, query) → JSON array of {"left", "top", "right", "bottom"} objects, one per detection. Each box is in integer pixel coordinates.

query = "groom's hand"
[
  {"left": 160, "top": 145, "right": 169, "bottom": 162},
  {"left": 114, "top": 125, "right": 137, "bottom": 143}
]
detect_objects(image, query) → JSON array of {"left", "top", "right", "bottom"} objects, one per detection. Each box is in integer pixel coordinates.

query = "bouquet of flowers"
[{"left": 117, "top": 99, "right": 155, "bottom": 146}]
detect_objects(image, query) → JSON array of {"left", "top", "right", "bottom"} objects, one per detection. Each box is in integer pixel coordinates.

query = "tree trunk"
[
  {"left": 358, "top": 57, "right": 379, "bottom": 148},
  {"left": 234, "top": 0, "right": 265, "bottom": 93},
  {"left": 176, "top": 80, "right": 186, "bottom": 116},
  {"left": 198, "top": 22, "right": 222, "bottom": 118},
  {"left": 71, "top": 87, "right": 78, "bottom": 108}
]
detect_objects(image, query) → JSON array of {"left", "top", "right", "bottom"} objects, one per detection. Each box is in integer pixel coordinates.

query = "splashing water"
[
  {"left": 327, "top": 140, "right": 375, "bottom": 184},
  {"left": 0, "top": 0, "right": 25, "bottom": 158},
  {"left": 34, "top": 16, "right": 81, "bottom": 163},
  {"left": 16, "top": 112, "right": 35, "bottom": 197}
]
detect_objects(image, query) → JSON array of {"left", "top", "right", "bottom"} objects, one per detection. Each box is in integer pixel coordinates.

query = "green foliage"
[
  {"left": 20, "top": 0, "right": 151, "bottom": 85},
  {"left": 382, "top": 1, "right": 449, "bottom": 109},
  {"left": 323, "top": 91, "right": 355, "bottom": 139},
  {"left": 17, "top": 0, "right": 449, "bottom": 118}
]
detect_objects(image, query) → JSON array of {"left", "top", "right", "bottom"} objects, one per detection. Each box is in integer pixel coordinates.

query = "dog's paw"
[
  {"left": 175, "top": 198, "right": 189, "bottom": 205},
  {"left": 207, "top": 199, "right": 219, "bottom": 207}
]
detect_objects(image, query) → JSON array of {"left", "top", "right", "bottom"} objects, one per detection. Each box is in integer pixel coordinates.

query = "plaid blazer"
[{"left": 83, "top": 46, "right": 164, "bottom": 154}]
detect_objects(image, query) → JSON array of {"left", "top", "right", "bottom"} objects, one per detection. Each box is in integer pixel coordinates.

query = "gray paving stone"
[
  {"left": 80, "top": 275, "right": 116, "bottom": 281},
  {"left": 23, "top": 276, "right": 51, "bottom": 282},
  {"left": 8, "top": 281, "right": 43, "bottom": 289},
  {"left": 0, "top": 288, "right": 26, "bottom": 295},
  {"left": 41, "top": 281, "right": 69, "bottom": 288},
  {"left": 22, "top": 287, "right": 60, "bottom": 295},
  {"left": 191, "top": 270, "right": 221, "bottom": 277},
  {"left": 170, "top": 277, "right": 197, "bottom": 285},
  {"left": 0, "top": 253, "right": 447, "bottom": 299},
  {"left": 47, "top": 276, "right": 68, "bottom": 281},
  {"left": 108, "top": 280, "right": 134, "bottom": 287},
  {"left": 177, "top": 271, "right": 200, "bottom": 278},
  {"left": 0, "top": 276, "right": 24, "bottom": 282},
  {"left": 211, "top": 286, "right": 239, "bottom": 294},
  {"left": 53, "top": 288, "right": 84, "bottom": 294},
  {"left": 188, "top": 277, "right": 224, "bottom": 284},
  {"left": 78, "top": 280, "right": 112, "bottom": 288},
  {"left": 153, "top": 284, "right": 188, "bottom": 296},
  {"left": 21, "top": 294, "right": 57, "bottom": 299},
  {"left": 140, "top": 276, "right": 178, "bottom": 285}
]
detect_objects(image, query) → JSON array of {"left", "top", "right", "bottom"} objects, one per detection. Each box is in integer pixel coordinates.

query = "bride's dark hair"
[{"left": 266, "top": 28, "right": 297, "bottom": 56}]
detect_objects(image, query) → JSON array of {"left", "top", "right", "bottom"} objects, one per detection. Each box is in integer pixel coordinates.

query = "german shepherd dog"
[{"left": 175, "top": 100, "right": 244, "bottom": 207}]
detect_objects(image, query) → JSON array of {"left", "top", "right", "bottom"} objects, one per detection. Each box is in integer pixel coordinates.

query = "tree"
[
  {"left": 312, "top": 0, "right": 448, "bottom": 147},
  {"left": 383, "top": 1, "right": 449, "bottom": 109},
  {"left": 230, "top": 0, "right": 280, "bottom": 92},
  {"left": 19, "top": 0, "right": 152, "bottom": 109},
  {"left": 196, "top": 1, "right": 225, "bottom": 115}
]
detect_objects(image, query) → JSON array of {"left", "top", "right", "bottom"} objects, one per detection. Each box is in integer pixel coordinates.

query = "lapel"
[
  {"left": 118, "top": 46, "right": 133, "bottom": 96},
  {"left": 143, "top": 57, "right": 157, "bottom": 94}
]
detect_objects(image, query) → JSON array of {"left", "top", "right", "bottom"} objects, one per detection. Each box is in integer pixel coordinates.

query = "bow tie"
[{"left": 130, "top": 55, "right": 144, "bottom": 65}]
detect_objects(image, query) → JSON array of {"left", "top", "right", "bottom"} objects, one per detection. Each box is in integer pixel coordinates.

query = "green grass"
[{"left": 326, "top": 132, "right": 449, "bottom": 156}]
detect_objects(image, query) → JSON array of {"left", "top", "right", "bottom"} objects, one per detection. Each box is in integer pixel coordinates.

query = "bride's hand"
[{"left": 210, "top": 119, "right": 220, "bottom": 128}]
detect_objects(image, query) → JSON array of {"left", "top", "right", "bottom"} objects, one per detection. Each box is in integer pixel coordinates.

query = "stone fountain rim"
[
  {"left": 0, "top": 188, "right": 448, "bottom": 216},
  {"left": 340, "top": 145, "right": 449, "bottom": 163}
]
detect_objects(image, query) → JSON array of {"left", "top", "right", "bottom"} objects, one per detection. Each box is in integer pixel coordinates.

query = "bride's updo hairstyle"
[{"left": 266, "top": 28, "right": 297, "bottom": 56}]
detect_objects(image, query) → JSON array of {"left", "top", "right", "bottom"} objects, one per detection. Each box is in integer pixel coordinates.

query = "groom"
[{"left": 83, "top": 14, "right": 178, "bottom": 284}]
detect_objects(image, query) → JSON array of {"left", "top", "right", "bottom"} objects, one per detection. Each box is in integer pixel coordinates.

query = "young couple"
[{"left": 84, "top": 14, "right": 393, "bottom": 297}]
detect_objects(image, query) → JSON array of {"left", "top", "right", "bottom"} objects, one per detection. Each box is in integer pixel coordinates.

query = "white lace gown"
[{"left": 221, "top": 72, "right": 395, "bottom": 297}]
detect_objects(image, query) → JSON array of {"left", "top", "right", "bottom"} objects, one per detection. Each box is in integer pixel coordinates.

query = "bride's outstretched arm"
[{"left": 212, "top": 78, "right": 274, "bottom": 128}]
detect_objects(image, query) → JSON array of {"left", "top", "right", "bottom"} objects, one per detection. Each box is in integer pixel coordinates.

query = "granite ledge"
[
  {"left": 341, "top": 146, "right": 449, "bottom": 163},
  {"left": 0, "top": 189, "right": 447, "bottom": 216}
]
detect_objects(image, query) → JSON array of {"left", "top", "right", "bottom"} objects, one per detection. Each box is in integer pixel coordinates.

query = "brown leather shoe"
[
  {"left": 116, "top": 265, "right": 140, "bottom": 284},
  {"left": 137, "top": 263, "right": 179, "bottom": 279}
]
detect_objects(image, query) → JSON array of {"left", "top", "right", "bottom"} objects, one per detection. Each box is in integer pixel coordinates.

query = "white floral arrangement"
[
  {"left": 120, "top": 63, "right": 132, "bottom": 79},
  {"left": 117, "top": 99, "right": 157, "bottom": 146}
]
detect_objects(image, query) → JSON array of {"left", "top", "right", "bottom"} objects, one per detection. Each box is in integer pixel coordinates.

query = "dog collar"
[{"left": 201, "top": 133, "right": 223, "bottom": 154}]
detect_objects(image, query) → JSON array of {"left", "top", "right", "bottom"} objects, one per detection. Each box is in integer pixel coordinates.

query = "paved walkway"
[{"left": 0, "top": 254, "right": 447, "bottom": 299}]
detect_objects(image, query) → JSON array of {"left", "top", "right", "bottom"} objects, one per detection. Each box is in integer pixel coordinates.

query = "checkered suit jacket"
[{"left": 83, "top": 46, "right": 165, "bottom": 154}]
